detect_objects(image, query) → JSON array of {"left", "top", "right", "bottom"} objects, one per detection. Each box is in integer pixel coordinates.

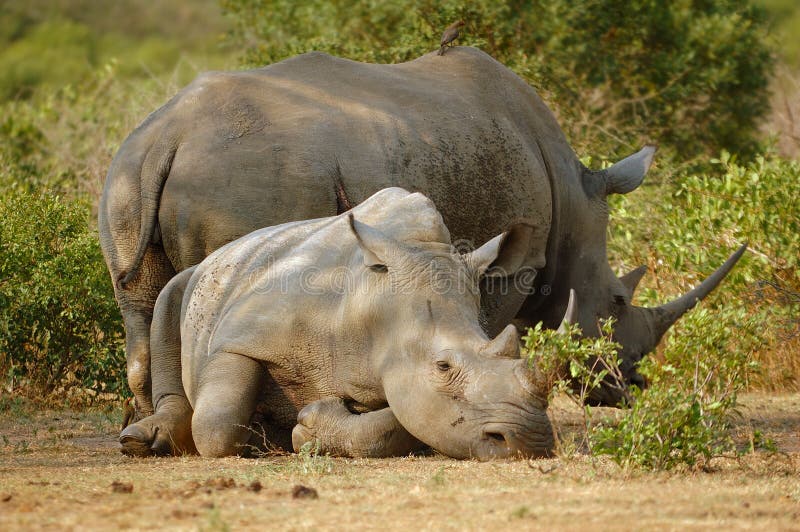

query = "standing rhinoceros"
[
  {"left": 99, "top": 46, "right": 744, "bottom": 416},
  {"left": 119, "top": 188, "right": 565, "bottom": 459}
]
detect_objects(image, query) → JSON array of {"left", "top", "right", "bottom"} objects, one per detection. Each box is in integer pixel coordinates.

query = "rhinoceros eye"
[
  {"left": 436, "top": 360, "right": 451, "bottom": 372},
  {"left": 369, "top": 264, "right": 388, "bottom": 273}
]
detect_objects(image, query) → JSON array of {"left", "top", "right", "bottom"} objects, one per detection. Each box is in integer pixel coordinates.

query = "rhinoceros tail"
[
  {"left": 118, "top": 138, "right": 178, "bottom": 289},
  {"left": 332, "top": 159, "right": 353, "bottom": 214}
]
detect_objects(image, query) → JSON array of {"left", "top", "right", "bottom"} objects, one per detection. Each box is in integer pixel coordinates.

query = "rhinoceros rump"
[
  {"left": 99, "top": 47, "right": 744, "bottom": 415},
  {"left": 119, "top": 188, "right": 567, "bottom": 459}
]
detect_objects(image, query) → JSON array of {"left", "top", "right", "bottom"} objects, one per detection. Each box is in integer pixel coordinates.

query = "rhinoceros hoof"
[
  {"left": 120, "top": 423, "right": 173, "bottom": 457},
  {"left": 120, "top": 423, "right": 156, "bottom": 457},
  {"left": 297, "top": 397, "right": 350, "bottom": 426},
  {"left": 291, "top": 423, "right": 316, "bottom": 453},
  {"left": 292, "top": 397, "right": 350, "bottom": 453}
]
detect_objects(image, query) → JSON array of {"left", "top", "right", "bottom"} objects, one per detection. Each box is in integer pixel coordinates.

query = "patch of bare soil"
[{"left": 0, "top": 394, "right": 798, "bottom": 531}]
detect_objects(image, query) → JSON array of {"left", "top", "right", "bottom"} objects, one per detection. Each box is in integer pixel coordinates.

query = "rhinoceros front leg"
[{"left": 292, "top": 398, "right": 425, "bottom": 457}]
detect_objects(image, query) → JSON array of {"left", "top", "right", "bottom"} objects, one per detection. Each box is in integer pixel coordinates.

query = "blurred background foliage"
[
  {"left": 221, "top": 0, "right": 773, "bottom": 159},
  {"left": 0, "top": 0, "right": 797, "bottom": 401},
  {"left": 0, "top": 0, "right": 230, "bottom": 100}
]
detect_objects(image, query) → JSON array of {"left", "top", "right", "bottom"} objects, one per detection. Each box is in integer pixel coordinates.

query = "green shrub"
[
  {"left": 0, "top": 58, "right": 192, "bottom": 198},
  {"left": 610, "top": 152, "right": 799, "bottom": 290},
  {"left": 608, "top": 151, "right": 800, "bottom": 389},
  {"left": 526, "top": 304, "right": 763, "bottom": 469},
  {"left": 672, "top": 153, "right": 799, "bottom": 287},
  {"left": 221, "top": 0, "right": 773, "bottom": 158},
  {"left": 0, "top": 190, "right": 126, "bottom": 399},
  {"left": 523, "top": 319, "right": 623, "bottom": 452},
  {"left": 590, "top": 305, "right": 763, "bottom": 470},
  {"left": 0, "top": 18, "right": 97, "bottom": 101},
  {"left": 523, "top": 319, "right": 623, "bottom": 405}
]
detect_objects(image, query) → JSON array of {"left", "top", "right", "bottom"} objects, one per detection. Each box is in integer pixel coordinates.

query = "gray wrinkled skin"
[
  {"left": 119, "top": 188, "right": 554, "bottom": 460},
  {"left": 99, "top": 47, "right": 744, "bottom": 414}
]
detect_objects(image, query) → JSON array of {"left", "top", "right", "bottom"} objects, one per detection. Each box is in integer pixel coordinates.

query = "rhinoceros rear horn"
[
  {"left": 604, "top": 145, "right": 657, "bottom": 195},
  {"left": 619, "top": 265, "right": 648, "bottom": 298},
  {"left": 643, "top": 244, "right": 747, "bottom": 342}
]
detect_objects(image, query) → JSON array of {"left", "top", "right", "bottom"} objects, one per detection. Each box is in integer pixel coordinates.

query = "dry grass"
[
  {"left": 1, "top": 394, "right": 798, "bottom": 531},
  {"left": 752, "top": 336, "right": 800, "bottom": 392},
  {"left": 763, "top": 64, "right": 800, "bottom": 158}
]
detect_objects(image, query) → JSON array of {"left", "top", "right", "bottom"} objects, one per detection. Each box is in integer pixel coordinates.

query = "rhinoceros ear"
[
  {"left": 348, "top": 213, "right": 395, "bottom": 269},
  {"left": 604, "top": 145, "right": 656, "bottom": 195},
  {"left": 467, "top": 222, "right": 534, "bottom": 278}
]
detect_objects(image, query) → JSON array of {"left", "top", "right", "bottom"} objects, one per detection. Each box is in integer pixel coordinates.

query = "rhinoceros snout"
[{"left": 475, "top": 421, "right": 553, "bottom": 460}]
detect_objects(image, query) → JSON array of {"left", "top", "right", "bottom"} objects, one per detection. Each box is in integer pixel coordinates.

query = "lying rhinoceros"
[
  {"left": 100, "top": 46, "right": 744, "bottom": 415},
  {"left": 119, "top": 188, "right": 570, "bottom": 459}
]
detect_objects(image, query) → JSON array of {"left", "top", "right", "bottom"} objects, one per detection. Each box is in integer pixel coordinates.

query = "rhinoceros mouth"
[{"left": 469, "top": 416, "right": 554, "bottom": 460}]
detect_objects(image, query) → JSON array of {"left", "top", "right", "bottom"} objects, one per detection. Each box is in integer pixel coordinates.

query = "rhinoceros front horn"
[{"left": 642, "top": 244, "right": 747, "bottom": 345}]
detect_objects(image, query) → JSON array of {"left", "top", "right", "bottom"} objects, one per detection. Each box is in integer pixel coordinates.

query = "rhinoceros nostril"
[{"left": 484, "top": 431, "right": 507, "bottom": 445}]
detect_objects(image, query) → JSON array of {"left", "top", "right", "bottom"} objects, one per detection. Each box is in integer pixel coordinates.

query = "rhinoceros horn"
[
  {"left": 619, "top": 265, "right": 648, "bottom": 298},
  {"left": 556, "top": 289, "right": 578, "bottom": 334},
  {"left": 481, "top": 324, "right": 522, "bottom": 359},
  {"left": 639, "top": 244, "right": 748, "bottom": 348}
]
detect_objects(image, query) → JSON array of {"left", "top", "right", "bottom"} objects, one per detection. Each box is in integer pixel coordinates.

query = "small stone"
[
  {"left": 248, "top": 480, "right": 262, "bottom": 492},
  {"left": 291, "top": 485, "right": 318, "bottom": 500},
  {"left": 1, "top": 494, "right": 12, "bottom": 502},
  {"left": 206, "top": 477, "right": 236, "bottom": 490},
  {"left": 111, "top": 481, "right": 133, "bottom": 493}
]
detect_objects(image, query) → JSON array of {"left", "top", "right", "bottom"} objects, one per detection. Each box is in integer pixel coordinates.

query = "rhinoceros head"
[
  {"left": 346, "top": 211, "right": 563, "bottom": 459},
  {"left": 532, "top": 146, "right": 746, "bottom": 406}
]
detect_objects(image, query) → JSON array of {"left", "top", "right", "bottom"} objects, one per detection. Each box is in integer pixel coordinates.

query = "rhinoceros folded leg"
[
  {"left": 292, "top": 398, "right": 425, "bottom": 458},
  {"left": 120, "top": 395, "right": 195, "bottom": 456},
  {"left": 191, "top": 352, "right": 265, "bottom": 458},
  {"left": 120, "top": 268, "right": 196, "bottom": 457}
]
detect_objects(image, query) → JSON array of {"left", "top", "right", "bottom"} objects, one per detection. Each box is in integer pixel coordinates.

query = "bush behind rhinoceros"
[
  {"left": 524, "top": 302, "right": 766, "bottom": 469},
  {"left": 607, "top": 152, "right": 800, "bottom": 389},
  {"left": 590, "top": 305, "right": 766, "bottom": 470},
  {"left": 221, "top": 0, "right": 773, "bottom": 158},
  {"left": 0, "top": 190, "right": 126, "bottom": 399}
]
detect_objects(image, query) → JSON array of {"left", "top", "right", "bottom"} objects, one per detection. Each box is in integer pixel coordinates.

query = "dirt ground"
[{"left": 1, "top": 393, "right": 798, "bottom": 531}]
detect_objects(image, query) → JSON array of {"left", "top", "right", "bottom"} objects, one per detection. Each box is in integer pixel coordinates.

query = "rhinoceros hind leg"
[
  {"left": 119, "top": 394, "right": 195, "bottom": 457},
  {"left": 292, "top": 398, "right": 425, "bottom": 458},
  {"left": 113, "top": 245, "right": 177, "bottom": 422},
  {"left": 191, "top": 352, "right": 264, "bottom": 458}
]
